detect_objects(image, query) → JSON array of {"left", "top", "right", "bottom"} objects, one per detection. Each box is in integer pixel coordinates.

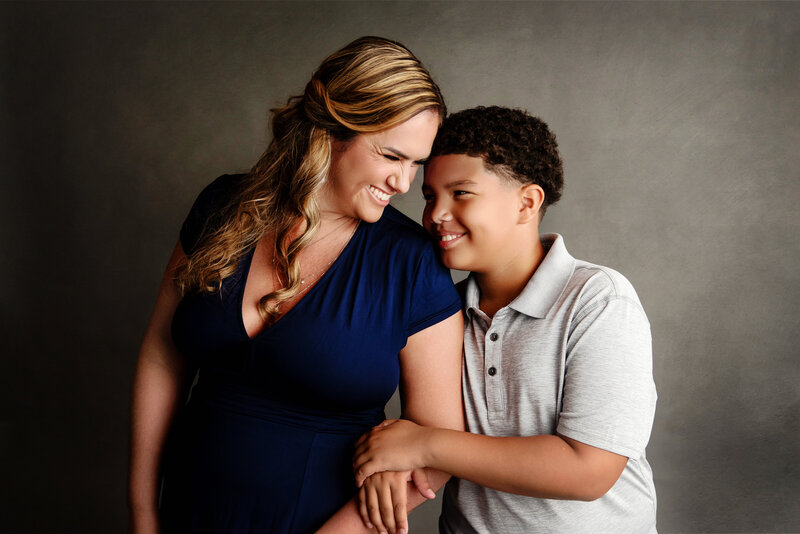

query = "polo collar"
[{"left": 464, "top": 234, "right": 576, "bottom": 320}]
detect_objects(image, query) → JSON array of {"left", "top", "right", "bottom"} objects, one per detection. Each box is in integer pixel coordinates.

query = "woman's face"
[{"left": 323, "top": 109, "right": 440, "bottom": 222}]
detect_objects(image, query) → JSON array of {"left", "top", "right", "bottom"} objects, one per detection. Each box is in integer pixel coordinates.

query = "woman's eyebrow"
[{"left": 384, "top": 146, "right": 429, "bottom": 165}]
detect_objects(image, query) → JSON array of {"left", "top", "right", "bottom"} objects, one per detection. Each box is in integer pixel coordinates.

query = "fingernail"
[
  {"left": 426, "top": 490, "right": 436, "bottom": 499},
  {"left": 366, "top": 523, "right": 373, "bottom": 529},
  {"left": 400, "top": 530, "right": 408, "bottom": 534}
]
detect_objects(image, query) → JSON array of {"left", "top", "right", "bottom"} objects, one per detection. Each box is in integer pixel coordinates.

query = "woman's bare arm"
[
  {"left": 319, "top": 311, "right": 464, "bottom": 534},
  {"left": 128, "top": 243, "right": 194, "bottom": 534},
  {"left": 355, "top": 311, "right": 464, "bottom": 534}
]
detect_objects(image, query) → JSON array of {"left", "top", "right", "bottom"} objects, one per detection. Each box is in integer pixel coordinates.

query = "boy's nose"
[{"left": 430, "top": 203, "right": 452, "bottom": 223}]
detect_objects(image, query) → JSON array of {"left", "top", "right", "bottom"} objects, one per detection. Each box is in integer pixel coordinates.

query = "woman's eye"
[
  {"left": 383, "top": 154, "right": 400, "bottom": 162},
  {"left": 422, "top": 194, "right": 434, "bottom": 202},
  {"left": 453, "top": 190, "right": 470, "bottom": 197}
]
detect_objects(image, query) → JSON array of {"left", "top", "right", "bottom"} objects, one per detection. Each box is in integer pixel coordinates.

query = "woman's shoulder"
[
  {"left": 191, "top": 173, "right": 245, "bottom": 208},
  {"left": 180, "top": 173, "right": 245, "bottom": 254},
  {"left": 359, "top": 205, "right": 447, "bottom": 276},
  {"left": 371, "top": 205, "right": 432, "bottom": 245}
]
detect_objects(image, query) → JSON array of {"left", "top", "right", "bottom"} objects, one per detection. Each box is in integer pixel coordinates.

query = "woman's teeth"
[
  {"left": 369, "top": 186, "right": 390, "bottom": 201},
  {"left": 441, "top": 234, "right": 461, "bottom": 241}
]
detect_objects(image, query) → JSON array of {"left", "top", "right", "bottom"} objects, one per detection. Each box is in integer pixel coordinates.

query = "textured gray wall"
[{"left": 2, "top": 1, "right": 798, "bottom": 532}]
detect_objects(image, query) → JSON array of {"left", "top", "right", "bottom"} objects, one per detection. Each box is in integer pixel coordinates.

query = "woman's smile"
[
  {"left": 323, "top": 109, "right": 440, "bottom": 223},
  {"left": 367, "top": 184, "right": 392, "bottom": 204}
]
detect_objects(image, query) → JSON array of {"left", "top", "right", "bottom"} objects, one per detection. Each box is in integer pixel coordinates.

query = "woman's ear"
[{"left": 518, "top": 184, "right": 545, "bottom": 224}]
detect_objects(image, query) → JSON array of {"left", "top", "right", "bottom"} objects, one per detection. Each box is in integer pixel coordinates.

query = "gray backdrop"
[{"left": 2, "top": 1, "right": 798, "bottom": 532}]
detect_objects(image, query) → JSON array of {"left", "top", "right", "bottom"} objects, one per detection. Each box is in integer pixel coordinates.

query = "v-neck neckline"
[{"left": 237, "top": 221, "right": 364, "bottom": 341}]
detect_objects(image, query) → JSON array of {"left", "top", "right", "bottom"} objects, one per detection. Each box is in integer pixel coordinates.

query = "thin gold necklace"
[{"left": 272, "top": 219, "right": 359, "bottom": 296}]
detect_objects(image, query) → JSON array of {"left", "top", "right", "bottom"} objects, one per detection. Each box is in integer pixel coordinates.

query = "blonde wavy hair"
[{"left": 177, "top": 36, "right": 446, "bottom": 325}]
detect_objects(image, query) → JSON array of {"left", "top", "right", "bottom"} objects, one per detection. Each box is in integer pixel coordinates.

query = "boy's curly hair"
[{"left": 429, "top": 106, "right": 564, "bottom": 215}]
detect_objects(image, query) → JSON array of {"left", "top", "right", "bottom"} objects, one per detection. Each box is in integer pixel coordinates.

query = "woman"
[{"left": 128, "top": 36, "right": 463, "bottom": 533}]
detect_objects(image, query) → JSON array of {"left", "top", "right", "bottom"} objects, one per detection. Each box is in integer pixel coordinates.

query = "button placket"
[{"left": 485, "top": 325, "right": 504, "bottom": 414}]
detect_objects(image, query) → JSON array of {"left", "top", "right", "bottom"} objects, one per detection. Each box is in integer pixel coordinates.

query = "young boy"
[{"left": 354, "top": 106, "right": 657, "bottom": 533}]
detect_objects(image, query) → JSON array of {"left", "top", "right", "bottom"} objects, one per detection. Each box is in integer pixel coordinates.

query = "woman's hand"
[
  {"left": 353, "top": 419, "right": 433, "bottom": 487},
  {"left": 358, "top": 470, "right": 409, "bottom": 534},
  {"left": 357, "top": 469, "right": 436, "bottom": 534}
]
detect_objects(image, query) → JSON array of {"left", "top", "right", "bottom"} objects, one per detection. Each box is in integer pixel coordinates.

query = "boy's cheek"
[{"left": 421, "top": 212, "right": 433, "bottom": 234}]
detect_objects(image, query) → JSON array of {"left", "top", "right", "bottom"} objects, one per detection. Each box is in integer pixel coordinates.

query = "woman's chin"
[{"left": 354, "top": 205, "right": 386, "bottom": 223}]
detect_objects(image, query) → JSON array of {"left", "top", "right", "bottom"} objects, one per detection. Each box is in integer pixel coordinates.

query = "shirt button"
[
  {"left": 489, "top": 332, "right": 499, "bottom": 341},
  {"left": 487, "top": 366, "right": 497, "bottom": 376}
]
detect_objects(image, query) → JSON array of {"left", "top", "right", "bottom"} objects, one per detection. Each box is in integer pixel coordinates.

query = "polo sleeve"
[
  {"left": 405, "top": 243, "right": 462, "bottom": 338},
  {"left": 179, "top": 174, "right": 239, "bottom": 255},
  {"left": 556, "top": 291, "right": 657, "bottom": 459}
]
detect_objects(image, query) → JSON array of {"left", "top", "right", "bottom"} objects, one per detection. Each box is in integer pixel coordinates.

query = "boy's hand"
[
  {"left": 353, "top": 419, "right": 432, "bottom": 487},
  {"left": 357, "top": 469, "right": 436, "bottom": 534}
]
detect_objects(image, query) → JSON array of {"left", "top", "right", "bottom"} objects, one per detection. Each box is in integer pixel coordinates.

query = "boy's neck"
[{"left": 474, "top": 234, "right": 546, "bottom": 318}]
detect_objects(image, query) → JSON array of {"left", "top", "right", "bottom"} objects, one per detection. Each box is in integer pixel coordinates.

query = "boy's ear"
[{"left": 518, "top": 184, "right": 545, "bottom": 224}]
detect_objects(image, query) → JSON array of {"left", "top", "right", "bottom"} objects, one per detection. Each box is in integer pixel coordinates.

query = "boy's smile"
[{"left": 422, "top": 154, "right": 529, "bottom": 273}]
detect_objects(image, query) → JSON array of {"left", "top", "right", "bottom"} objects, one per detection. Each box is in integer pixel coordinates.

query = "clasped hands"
[{"left": 352, "top": 419, "right": 433, "bottom": 534}]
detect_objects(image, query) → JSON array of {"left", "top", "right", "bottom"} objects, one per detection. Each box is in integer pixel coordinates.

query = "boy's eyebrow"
[
  {"left": 445, "top": 179, "right": 478, "bottom": 188},
  {"left": 421, "top": 179, "right": 478, "bottom": 192},
  {"left": 384, "top": 146, "right": 429, "bottom": 165}
]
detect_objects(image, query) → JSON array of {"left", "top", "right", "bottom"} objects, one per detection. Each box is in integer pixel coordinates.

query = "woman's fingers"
[
  {"left": 411, "top": 468, "right": 436, "bottom": 500},
  {"left": 378, "top": 482, "right": 397, "bottom": 534},
  {"left": 361, "top": 472, "right": 412, "bottom": 534},
  {"left": 357, "top": 485, "right": 373, "bottom": 530},
  {"left": 391, "top": 476, "right": 409, "bottom": 534},
  {"left": 366, "top": 481, "right": 388, "bottom": 534}
]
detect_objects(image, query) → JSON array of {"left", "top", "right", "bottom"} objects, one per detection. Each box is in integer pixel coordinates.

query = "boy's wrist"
[{"left": 421, "top": 426, "right": 441, "bottom": 469}]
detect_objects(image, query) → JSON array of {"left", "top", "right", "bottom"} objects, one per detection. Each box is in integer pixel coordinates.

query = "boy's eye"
[
  {"left": 383, "top": 154, "right": 400, "bottom": 162},
  {"left": 453, "top": 190, "right": 470, "bottom": 197},
  {"left": 422, "top": 193, "right": 434, "bottom": 202}
]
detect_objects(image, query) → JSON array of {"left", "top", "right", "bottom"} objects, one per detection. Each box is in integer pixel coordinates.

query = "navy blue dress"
[{"left": 160, "top": 175, "right": 461, "bottom": 533}]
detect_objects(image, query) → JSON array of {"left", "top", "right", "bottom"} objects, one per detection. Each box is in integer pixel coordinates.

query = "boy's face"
[{"left": 422, "top": 154, "right": 526, "bottom": 273}]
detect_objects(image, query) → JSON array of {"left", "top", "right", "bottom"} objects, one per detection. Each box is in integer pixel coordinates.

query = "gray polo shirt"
[{"left": 440, "top": 234, "right": 657, "bottom": 534}]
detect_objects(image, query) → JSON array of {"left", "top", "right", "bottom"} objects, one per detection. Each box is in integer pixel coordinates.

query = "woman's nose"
[{"left": 387, "top": 164, "right": 414, "bottom": 194}]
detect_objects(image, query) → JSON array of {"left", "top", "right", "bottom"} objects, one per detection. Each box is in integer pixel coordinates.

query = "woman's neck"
[{"left": 282, "top": 210, "right": 356, "bottom": 243}]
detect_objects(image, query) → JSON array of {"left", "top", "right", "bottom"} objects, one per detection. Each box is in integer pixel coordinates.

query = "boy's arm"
[
  {"left": 356, "top": 290, "right": 655, "bottom": 503},
  {"left": 355, "top": 421, "right": 627, "bottom": 501}
]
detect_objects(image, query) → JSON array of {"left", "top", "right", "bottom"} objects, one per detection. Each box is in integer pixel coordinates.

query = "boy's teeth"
[
  {"left": 441, "top": 234, "right": 460, "bottom": 241},
  {"left": 369, "top": 186, "right": 390, "bottom": 200}
]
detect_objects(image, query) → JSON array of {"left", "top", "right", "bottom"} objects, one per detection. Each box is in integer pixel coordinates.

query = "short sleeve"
[
  {"left": 406, "top": 243, "right": 462, "bottom": 337},
  {"left": 556, "top": 293, "right": 657, "bottom": 459},
  {"left": 179, "top": 174, "right": 241, "bottom": 255}
]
